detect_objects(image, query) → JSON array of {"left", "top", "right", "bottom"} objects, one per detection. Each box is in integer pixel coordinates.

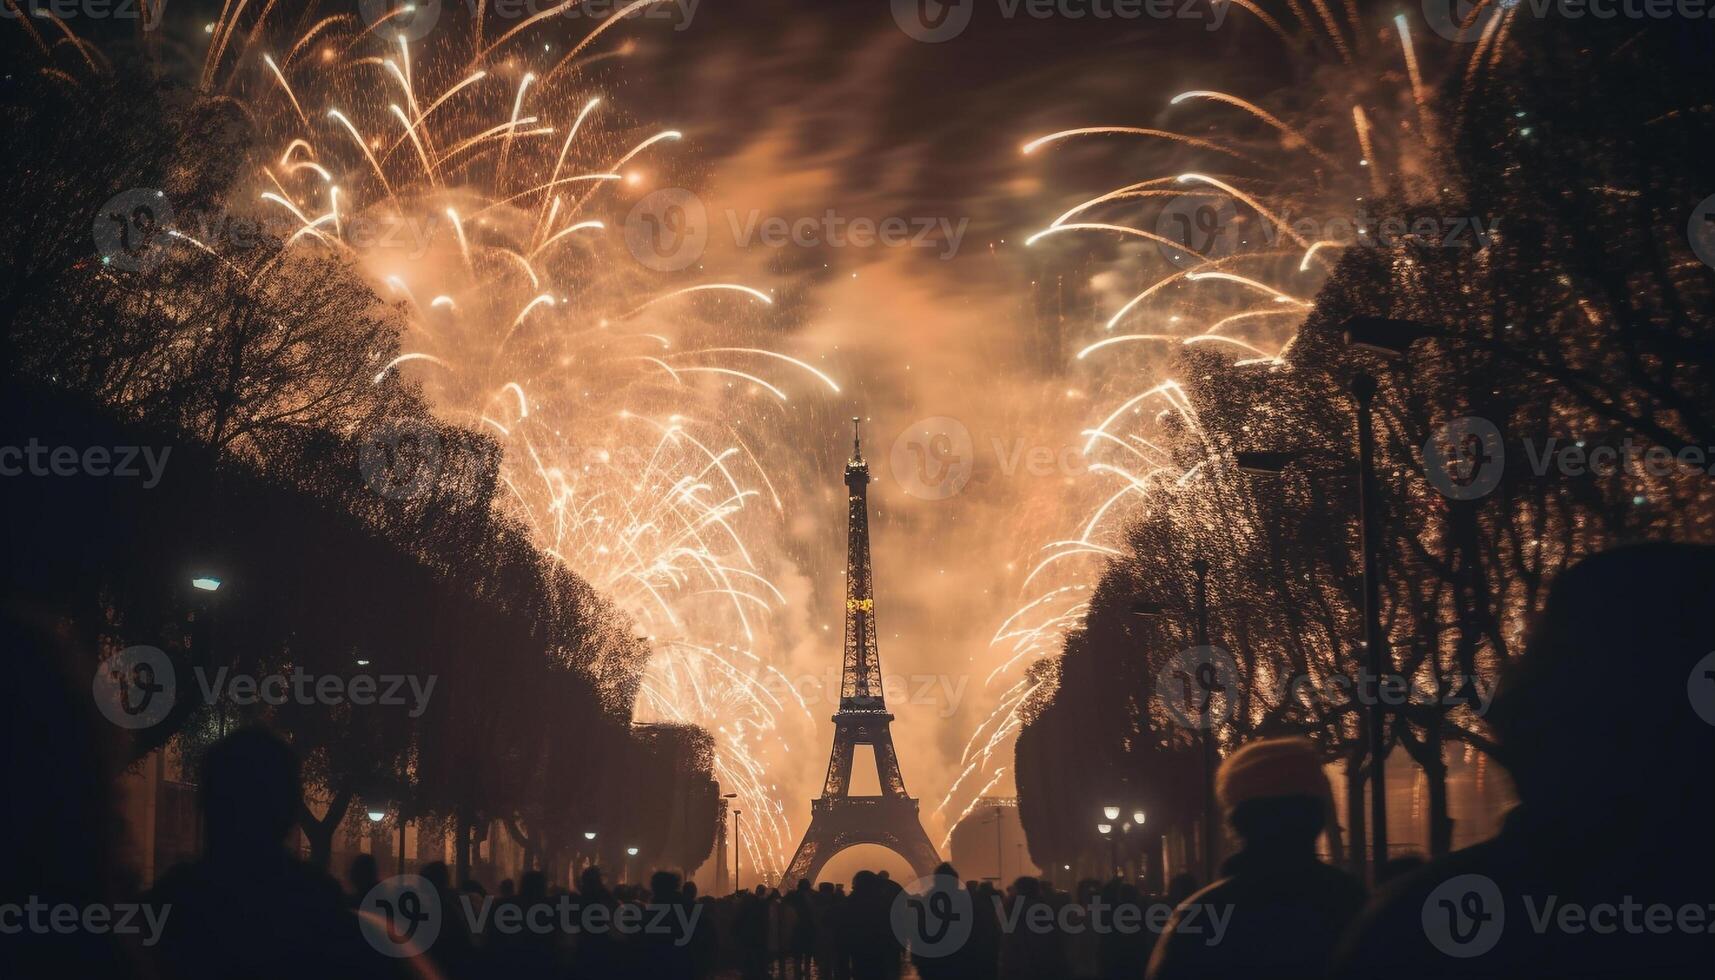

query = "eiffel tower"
[{"left": 782, "top": 419, "right": 941, "bottom": 886}]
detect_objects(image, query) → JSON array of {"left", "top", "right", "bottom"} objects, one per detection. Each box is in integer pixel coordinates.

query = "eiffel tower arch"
[{"left": 782, "top": 419, "right": 941, "bottom": 886}]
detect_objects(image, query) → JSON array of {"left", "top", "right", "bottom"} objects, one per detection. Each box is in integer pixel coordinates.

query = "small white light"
[
  {"left": 191, "top": 576, "right": 222, "bottom": 592},
  {"left": 1096, "top": 823, "right": 1113, "bottom": 835},
  {"left": 584, "top": 831, "right": 597, "bottom": 841},
  {"left": 367, "top": 810, "right": 386, "bottom": 823},
  {"left": 1102, "top": 805, "right": 1121, "bottom": 821},
  {"left": 626, "top": 847, "right": 639, "bottom": 856}
]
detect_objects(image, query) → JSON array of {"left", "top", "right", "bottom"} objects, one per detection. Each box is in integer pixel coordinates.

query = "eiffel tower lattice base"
[{"left": 782, "top": 795, "right": 942, "bottom": 886}]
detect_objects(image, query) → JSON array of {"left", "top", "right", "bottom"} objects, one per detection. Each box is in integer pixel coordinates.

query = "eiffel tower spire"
[
  {"left": 781, "top": 418, "right": 941, "bottom": 886},
  {"left": 842, "top": 417, "right": 883, "bottom": 709}
]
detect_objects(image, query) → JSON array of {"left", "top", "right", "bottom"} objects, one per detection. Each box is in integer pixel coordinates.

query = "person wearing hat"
[{"left": 1146, "top": 736, "right": 1366, "bottom": 980}]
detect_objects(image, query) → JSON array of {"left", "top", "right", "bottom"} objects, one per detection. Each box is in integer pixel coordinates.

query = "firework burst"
[
  {"left": 199, "top": 1, "right": 836, "bottom": 876},
  {"left": 937, "top": 5, "right": 1516, "bottom": 836}
]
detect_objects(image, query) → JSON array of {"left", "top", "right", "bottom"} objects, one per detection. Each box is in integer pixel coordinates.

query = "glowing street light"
[
  {"left": 1102, "top": 805, "right": 1121, "bottom": 821},
  {"left": 191, "top": 575, "right": 222, "bottom": 592}
]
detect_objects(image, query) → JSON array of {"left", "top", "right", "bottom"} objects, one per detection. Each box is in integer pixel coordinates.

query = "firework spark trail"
[
  {"left": 199, "top": 3, "right": 832, "bottom": 878},
  {"left": 938, "top": 3, "right": 1502, "bottom": 833}
]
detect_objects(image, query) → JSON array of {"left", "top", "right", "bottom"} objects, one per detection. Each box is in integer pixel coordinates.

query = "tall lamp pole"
[
  {"left": 1229, "top": 316, "right": 1448, "bottom": 881},
  {"left": 1352, "top": 372, "right": 1389, "bottom": 873},
  {"left": 1132, "top": 556, "right": 1220, "bottom": 884},
  {"left": 1190, "top": 558, "right": 1218, "bottom": 882},
  {"left": 732, "top": 809, "right": 743, "bottom": 893}
]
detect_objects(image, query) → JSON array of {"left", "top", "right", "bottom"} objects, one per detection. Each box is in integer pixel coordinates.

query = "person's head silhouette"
[
  {"left": 1215, "top": 736, "right": 1333, "bottom": 856},
  {"left": 347, "top": 853, "right": 379, "bottom": 896},
  {"left": 1489, "top": 543, "right": 1715, "bottom": 818},
  {"left": 199, "top": 727, "right": 301, "bottom": 863}
]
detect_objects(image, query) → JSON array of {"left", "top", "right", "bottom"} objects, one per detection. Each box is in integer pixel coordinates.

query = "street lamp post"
[
  {"left": 191, "top": 574, "right": 224, "bottom": 735},
  {"left": 1226, "top": 314, "right": 1448, "bottom": 881},
  {"left": 1132, "top": 560, "right": 1220, "bottom": 884},
  {"left": 1351, "top": 371, "right": 1390, "bottom": 873},
  {"left": 1097, "top": 820, "right": 1117, "bottom": 878},
  {"left": 720, "top": 792, "right": 738, "bottom": 894},
  {"left": 1189, "top": 558, "right": 1219, "bottom": 882},
  {"left": 992, "top": 802, "right": 1006, "bottom": 884},
  {"left": 732, "top": 810, "right": 742, "bottom": 893}
]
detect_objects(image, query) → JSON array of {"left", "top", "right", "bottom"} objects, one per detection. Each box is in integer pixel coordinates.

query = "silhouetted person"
[
  {"left": 1098, "top": 879, "right": 1152, "bottom": 980},
  {"left": 968, "top": 881, "right": 1002, "bottom": 980},
  {"left": 348, "top": 853, "right": 380, "bottom": 908},
  {"left": 1, "top": 610, "right": 141, "bottom": 978},
  {"left": 842, "top": 870, "right": 900, "bottom": 980},
  {"left": 734, "top": 886, "right": 771, "bottom": 979},
  {"left": 148, "top": 727, "right": 428, "bottom": 979},
  {"left": 999, "top": 876, "right": 1067, "bottom": 980},
  {"left": 1147, "top": 736, "right": 1364, "bottom": 980},
  {"left": 785, "top": 877, "right": 816, "bottom": 977},
  {"left": 1335, "top": 544, "right": 1715, "bottom": 978},
  {"left": 639, "top": 869, "right": 695, "bottom": 980},
  {"left": 572, "top": 865, "right": 617, "bottom": 980},
  {"left": 813, "top": 881, "right": 843, "bottom": 980}
]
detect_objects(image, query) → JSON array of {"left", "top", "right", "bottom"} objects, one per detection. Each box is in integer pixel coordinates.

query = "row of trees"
[
  {"left": 1016, "top": 12, "right": 1715, "bottom": 875},
  {"left": 2, "top": 23, "right": 716, "bottom": 882}
]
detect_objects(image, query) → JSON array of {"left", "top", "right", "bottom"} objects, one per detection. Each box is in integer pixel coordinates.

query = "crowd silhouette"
[{"left": 5, "top": 544, "right": 1712, "bottom": 978}]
